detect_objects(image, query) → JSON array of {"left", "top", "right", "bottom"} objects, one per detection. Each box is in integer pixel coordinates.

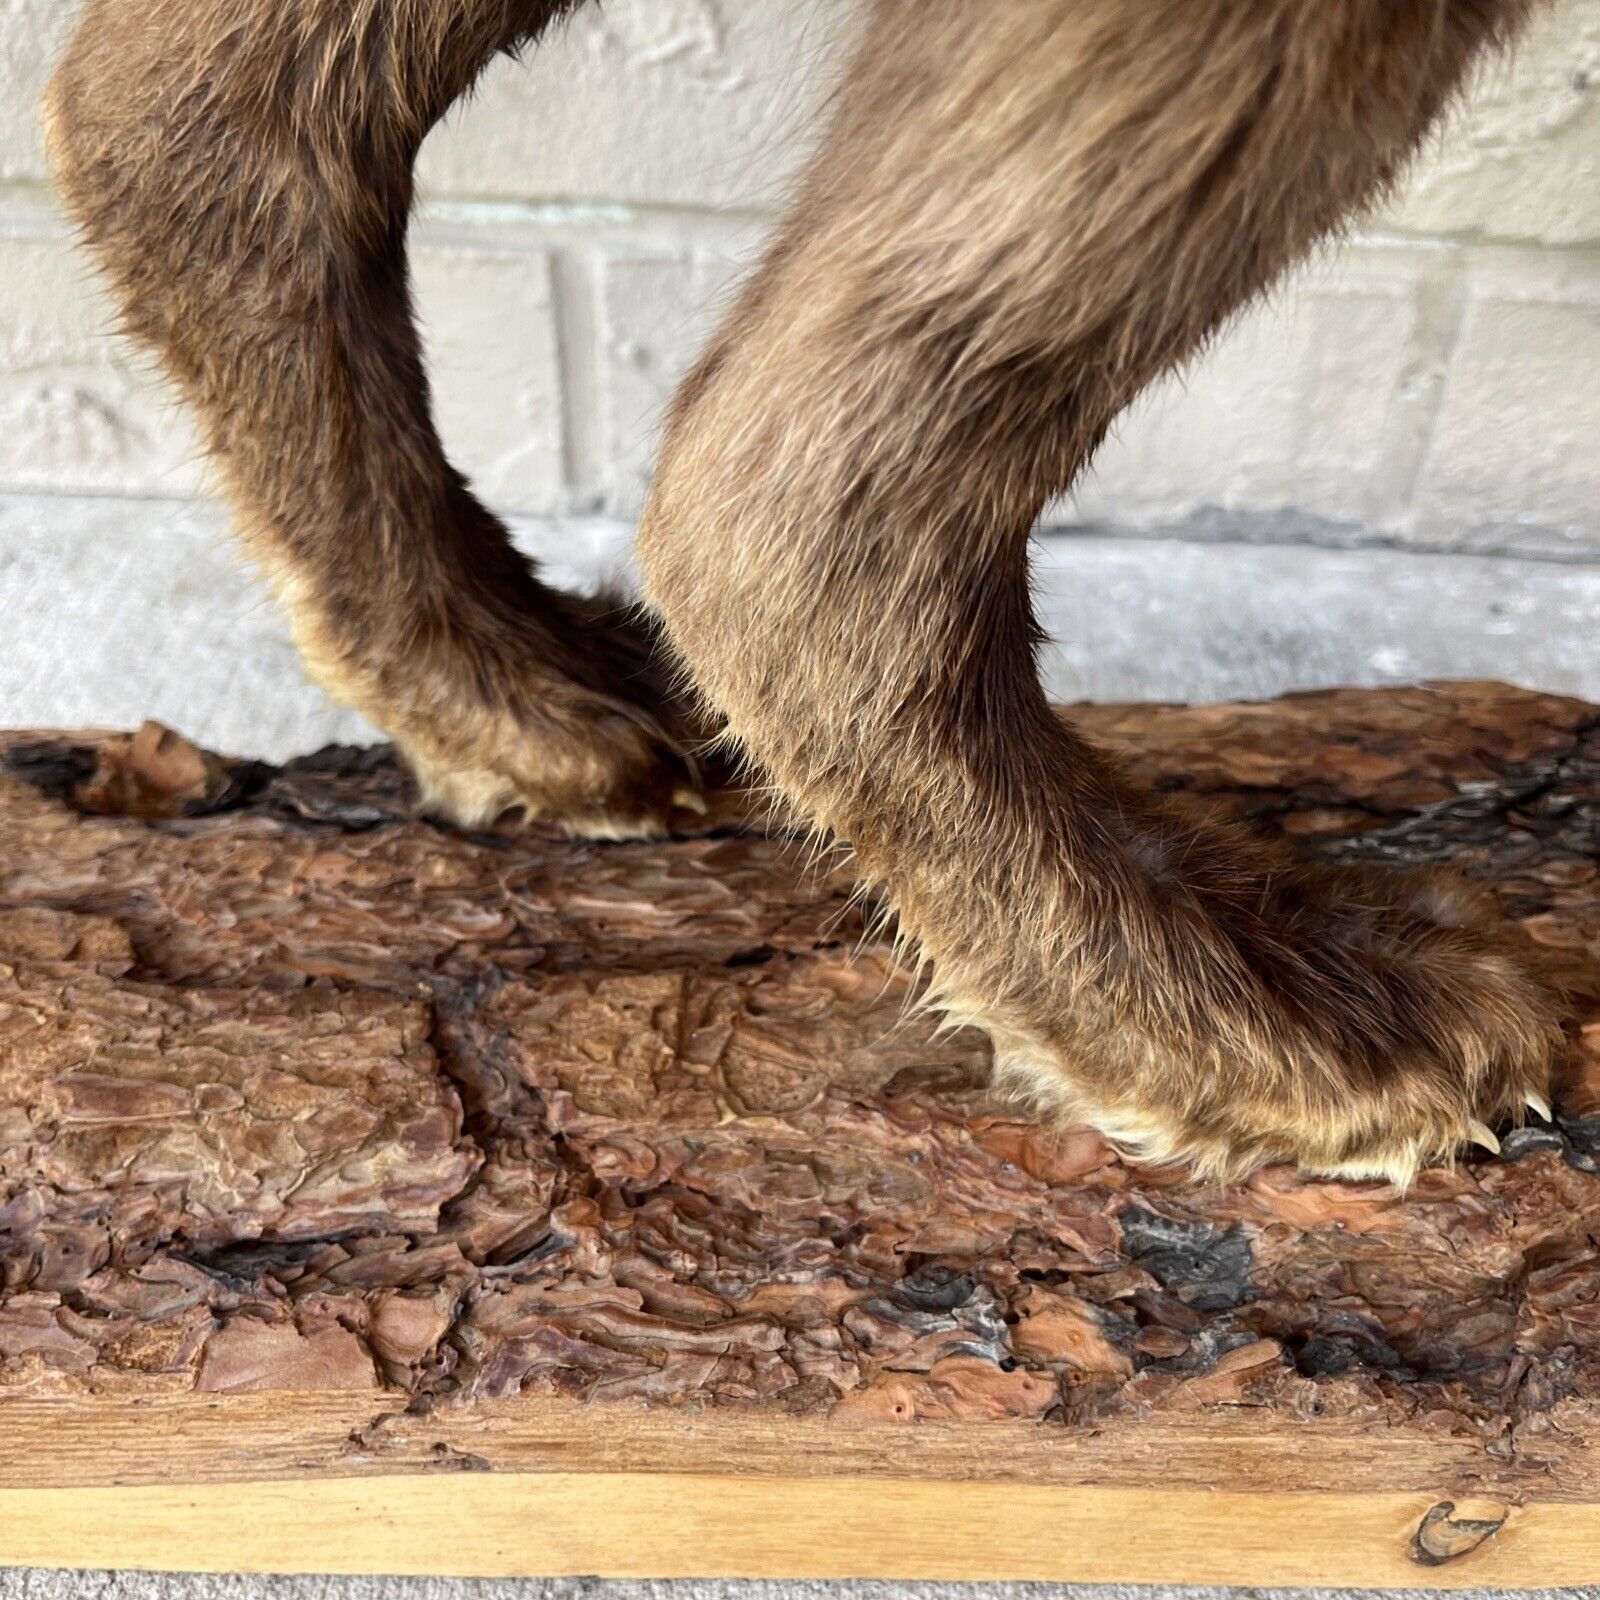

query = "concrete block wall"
[{"left": 1, "top": 0, "right": 1596, "bottom": 552}]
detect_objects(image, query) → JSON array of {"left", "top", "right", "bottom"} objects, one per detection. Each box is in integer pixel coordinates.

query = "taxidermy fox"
[{"left": 43, "top": 0, "right": 1563, "bottom": 1184}]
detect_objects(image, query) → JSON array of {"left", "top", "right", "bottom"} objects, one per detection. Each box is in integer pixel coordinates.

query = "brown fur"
[
  {"left": 44, "top": 0, "right": 701, "bottom": 838},
  {"left": 45, "top": 0, "right": 1561, "bottom": 1181}
]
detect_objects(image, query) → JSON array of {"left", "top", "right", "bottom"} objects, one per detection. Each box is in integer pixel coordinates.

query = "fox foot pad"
[{"left": 1, "top": 684, "right": 1599, "bottom": 1450}]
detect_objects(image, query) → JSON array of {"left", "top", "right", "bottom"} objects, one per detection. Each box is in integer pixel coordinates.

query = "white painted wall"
[{"left": 1, "top": 0, "right": 1597, "bottom": 552}]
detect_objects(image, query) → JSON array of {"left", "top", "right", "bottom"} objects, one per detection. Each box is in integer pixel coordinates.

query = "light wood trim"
[
  {"left": 1, "top": 1474, "right": 1597, "bottom": 1587},
  {"left": 4, "top": 1392, "right": 1598, "bottom": 1500},
  {"left": 5, "top": 1393, "right": 1598, "bottom": 1583}
]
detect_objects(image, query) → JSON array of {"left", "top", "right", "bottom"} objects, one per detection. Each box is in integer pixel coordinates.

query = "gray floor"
[
  {"left": 7, "top": 1581, "right": 1597, "bottom": 1600},
  {"left": 3, "top": 1581, "right": 1598, "bottom": 1600},
  {"left": 2, "top": 489, "right": 1597, "bottom": 1600},
  {"left": 3, "top": 492, "right": 1598, "bottom": 766}
]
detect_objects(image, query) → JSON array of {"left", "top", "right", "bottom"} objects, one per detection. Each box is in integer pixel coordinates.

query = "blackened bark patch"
[
  {"left": 1502, "top": 1115, "right": 1600, "bottom": 1175},
  {"left": 0, "top": 737, "right": 98, "bottom": 798},
  {"left": 1292, "top": 1326, "right": 1410, "bottom": 1378},
  {"left": 896, "top": 1263, "right": 977, "bottom": 1312},
  {"left": 1117, "top": 1205, "right": 1255, "bottom": 1312},
  {"left": 264, "top": 743, "right": 414, "bottom": 830}
]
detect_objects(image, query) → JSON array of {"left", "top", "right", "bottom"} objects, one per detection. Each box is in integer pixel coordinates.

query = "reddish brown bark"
[{"left": 2, "top": 685, "right": 1597, "bottom": 1457}]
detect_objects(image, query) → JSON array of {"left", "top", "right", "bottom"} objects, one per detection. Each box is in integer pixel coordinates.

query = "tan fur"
[
  {"left": 44, "top": 0, "right": 702, "bottom": 838},
  {"left": 45, "top": 0, "right": 1561, "bottom": 1181}
]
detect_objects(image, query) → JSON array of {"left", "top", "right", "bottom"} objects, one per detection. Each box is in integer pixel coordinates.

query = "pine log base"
[{"left": 2, "top": 681, "right": 1600, "bottom": 1587}]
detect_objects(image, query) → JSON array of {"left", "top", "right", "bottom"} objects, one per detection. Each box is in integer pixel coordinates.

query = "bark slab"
[{"left": 2, "top": 685, "right": 1598, "bottom": 1466}]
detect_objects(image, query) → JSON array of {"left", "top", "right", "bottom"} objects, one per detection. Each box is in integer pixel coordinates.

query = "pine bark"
[{"left": 2, "top": 684, "right": 1598, "bottom": 1471}]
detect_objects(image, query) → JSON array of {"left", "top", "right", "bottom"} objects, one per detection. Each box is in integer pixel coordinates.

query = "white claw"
[
  {"left": 671, "top": 787, "right": 709, "bottom": 816},
  {"left": 1525, "top": 1090, "right": 1553, "bottom": 1122},
  {"left": 1467, "top": 1118, "right": 1501, "bottom": 1155}
]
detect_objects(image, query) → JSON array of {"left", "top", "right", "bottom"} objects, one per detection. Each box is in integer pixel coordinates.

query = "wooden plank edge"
[
  {"left": 6, "top": 1392, "right": 1599, "bottom": 1500},
  {"left": 2, "top": 1474, "right": 1598, "bottom": 1588}
]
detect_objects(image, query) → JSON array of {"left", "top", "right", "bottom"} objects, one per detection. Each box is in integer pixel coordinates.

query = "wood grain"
[
  {"left": 6, "top": 1475, "right": 1600, "bottom": 1587},
  {"left": 2, "top": 684, "right": 1599, "bottom": 1584}
]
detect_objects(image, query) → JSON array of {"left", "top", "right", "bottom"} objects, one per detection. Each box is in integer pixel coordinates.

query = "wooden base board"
[
  {"left": 2, "top": 1395, "right": 1599, "bottom": 1587},
  {"left": 5, "top": 1475, "right": 1600, "bottom": 1588}
]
